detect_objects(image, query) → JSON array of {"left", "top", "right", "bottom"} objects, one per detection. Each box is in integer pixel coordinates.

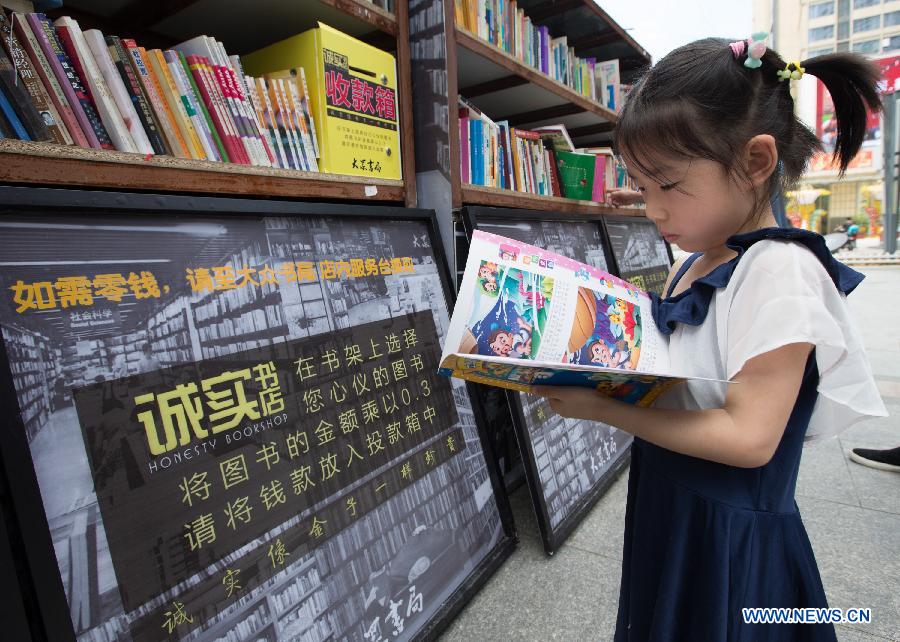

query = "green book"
[
  {"left": 177, "top": 50, "right": 229, "bottom": 163},
  {"left": 555, "top": 150, "right": 595, "bottom": 200}
]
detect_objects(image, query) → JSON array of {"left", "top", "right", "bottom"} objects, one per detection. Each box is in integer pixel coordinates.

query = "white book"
[
  {"left": 282, "top": 75, "right": 319, "bottom": 172},
  {"left": 230, "top": 54, "right": 277, "bottom": 168},
  {"left": 254, "top": 77, "right": 289, "bottom": 169},
  {"left": 174, "top": 35, "right": 264, "bottom": 166},
  {"left": 82, "top": 29, "right": 153, "bottom": 154},
  {"left": 54, "top": 17, "right": 137, "bottom": 153},
  {"left": 164, "top": 51, "right": 219, "bottom": 161},
  {"left": 214, "top": 40, "right": 270, "bottom": 166}
]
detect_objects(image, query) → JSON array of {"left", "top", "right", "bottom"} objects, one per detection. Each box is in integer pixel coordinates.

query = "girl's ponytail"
[{"left": 801, "top": 54, "right": 882, "bottom": 172}]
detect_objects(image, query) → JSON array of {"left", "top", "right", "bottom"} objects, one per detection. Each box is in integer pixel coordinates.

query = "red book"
[
  {"left": 592, "top": 153, "right": 606, "bottom": 202},
  {"left": 12, "top": 14, "right": 88, "bottom": 146},
  {"left": 185, "top": 55, "right": 248, "bottom": 164},
  {"left": 26, "top": 13, "right": 107, "bottom": 148}
]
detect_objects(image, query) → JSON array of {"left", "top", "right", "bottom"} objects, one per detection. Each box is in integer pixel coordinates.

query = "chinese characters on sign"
[{"left": 73, "top": 311, "right": 459, "bottom": 638}]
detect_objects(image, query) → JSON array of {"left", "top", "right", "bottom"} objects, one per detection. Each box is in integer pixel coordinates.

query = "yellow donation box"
[{"left": 242, "top": 22, "right": 401, "bottom": 179}]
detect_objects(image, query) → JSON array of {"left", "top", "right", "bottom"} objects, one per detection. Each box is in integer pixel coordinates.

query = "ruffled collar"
[{"left": 650, "top": 227, "right": 864, "bottom": 336}]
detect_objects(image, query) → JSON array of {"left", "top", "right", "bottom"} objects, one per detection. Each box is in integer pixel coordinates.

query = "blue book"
[
  {"left": 0, "top": 86, "right": 30, "bottom": 140},
  {"left": 472, "top": 119, "right": 483, "bottom": 185}
]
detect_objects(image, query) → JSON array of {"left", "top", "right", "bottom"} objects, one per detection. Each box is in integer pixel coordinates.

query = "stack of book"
[
  {"left": 453, "top": 0, "right": 626, "bottom": 109},
  {"left": 457, "top": 113, "right": 635, "bottom": 202},
  {"left": 0, "top": 11, "right": 320, "bottom": 171}
]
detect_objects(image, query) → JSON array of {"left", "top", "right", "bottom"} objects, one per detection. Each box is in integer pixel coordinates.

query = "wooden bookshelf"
[
  {"left": 0, "top": 140, "right": 406, "bottom": 202},
  {"left": 455, "top": 27, "right": 618, "bottom": 124},
  {"left": 461, "top": 184, "right": 646, "bottom": 216},
  {"left": 408, "top": 0, "right": 652, "bottom": 218},
  {"left": 6, "top": 0, "right": 417, "bottom": 205}
]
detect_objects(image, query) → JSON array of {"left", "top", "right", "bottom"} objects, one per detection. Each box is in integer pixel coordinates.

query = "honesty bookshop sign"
[
  {"left": 461, "top": 207, "right": 633, "bottom": 553},
  {"left": 0, "top": 188, "right": 513, "bottom": 642}
]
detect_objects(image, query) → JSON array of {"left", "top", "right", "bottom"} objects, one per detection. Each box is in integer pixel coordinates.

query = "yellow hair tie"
[{"left": 777, "top": 61, "right": 805, "bottom": 81}]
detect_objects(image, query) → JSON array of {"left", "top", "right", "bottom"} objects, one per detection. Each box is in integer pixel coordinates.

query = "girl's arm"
[{"left": 532, "top": 342, "right": 813, "bottom": 468}]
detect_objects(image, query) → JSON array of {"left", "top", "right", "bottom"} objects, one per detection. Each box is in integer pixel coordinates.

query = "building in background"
[{"left": 754, "top": 0, "right": 900, "bottom": 235}]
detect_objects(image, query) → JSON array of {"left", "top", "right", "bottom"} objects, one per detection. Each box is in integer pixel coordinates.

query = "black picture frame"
[
  {"left": 0, "top": 186, "right": 516, "bottom": 642},
  {"left": 602, "top": 215, "right": 675, "bottom": 297},
  {"left": 459, "top": 205, "right": 635, "bottom": 554}
]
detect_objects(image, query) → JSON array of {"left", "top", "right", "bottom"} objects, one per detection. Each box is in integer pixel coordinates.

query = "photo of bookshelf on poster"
[{"left": 439, "top": 230, "right": 731, "bottom": 407}]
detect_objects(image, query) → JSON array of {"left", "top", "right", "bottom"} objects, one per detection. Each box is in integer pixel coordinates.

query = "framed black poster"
[
  {"left": 460, "top": 206, "right": 633, "bottom": 554},
  {"left": 602, "top": 215, "right": 674, "bottom": 297},
  {"left": 0, "top": 186, "right": 515, "bottom": 642}
]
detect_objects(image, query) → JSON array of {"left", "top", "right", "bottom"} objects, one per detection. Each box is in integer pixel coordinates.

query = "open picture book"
[{"left": 438, "top": 229, "right": 731, "bottom": 406}]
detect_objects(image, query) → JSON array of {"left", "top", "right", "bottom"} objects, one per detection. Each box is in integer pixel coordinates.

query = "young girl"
[{"left": 533, "top": 35, "right": 888, "bottom": 641}]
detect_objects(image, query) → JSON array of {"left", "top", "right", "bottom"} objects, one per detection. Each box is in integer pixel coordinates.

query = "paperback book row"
[
  {"left": 453, "top": 0, "right": 626, "bottom": 111},
  {"left": 458, "top": 102, "right": 635, "bottom": 202},
  {"left": 0, "top": 11, "right": 320, "bottom": 171}
]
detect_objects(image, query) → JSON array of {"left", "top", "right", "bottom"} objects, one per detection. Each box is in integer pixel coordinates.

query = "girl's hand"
[
  {"left": 530, "top": 385, "right": 619, "bottom": 423},
  {"left": 607, "top": 189, "right": 644, "bottom": 207}
]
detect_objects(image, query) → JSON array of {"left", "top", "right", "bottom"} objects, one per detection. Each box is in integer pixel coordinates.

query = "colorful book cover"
[
  {"left": 28, "top": 12, "right": 109, "bottom": 149},
  {"left": 185, "top": 54, "right": 246, "bottom": 164},
  {"left": 83, "top": 28, "right": 153, "bottom": 154},
  {"left": 178, "top": 51, "right": 228, "bottom": 162},
  {"left": 439, "top": 230, "right": 728, "bottom": 405},
  {"left": 53, "top": 18, "right": 133, "bottom": 152},
  {"left": 106, "top": 35, "right": 168, "bottom": 155},
  {"left": 122, "top": 39, "right": 187, "bottom": 157},
  {"left": 0, "top": 13, "right": 63, "bottom": 143},
  {"left": 0, "top": 82, "right": 30, "bottom": 139},
  {"left": 12, "top": 13, "right": 87, "bottom": 146},
  {"left": 556, "top": 149, "right": 595, "bottom": 200}
]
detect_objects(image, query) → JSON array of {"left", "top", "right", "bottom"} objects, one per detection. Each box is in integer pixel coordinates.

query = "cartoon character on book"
[
  {"left": 567, "top": 288, "right": 641, "bottom": 369},
  {"left": 458, "top": 262, "right": 552, "bottom": 359}
]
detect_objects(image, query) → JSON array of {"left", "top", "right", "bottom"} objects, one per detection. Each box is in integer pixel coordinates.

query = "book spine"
[
  {"left": 186, "top": 55, "right": 247, "bottom": 164},
  {"left": 77, "top": 27, "right": 150, "bottom": 154},
  {"left": 84, "top": 30, "right": 152, "bottom": 154},
  {"left": 0, "top": 83, "right": 30, "bottom": 138},
  {"left": 0, "top": 14, "right": 66, "bottom": 143},
  {"left": 264, "top": 78, "right": 296, "bottom": 168},
  {"left": 255, "top": 77, "right": 288, "bottom": 168},
  {"left": 125, "top": 42, "right": 189, "bottom": 157},
  {"left": 0, "top": 32, "right": 50, "bottom": 141},
  {"left": 221, "top": 55, "right": 271, "bottom": 166},
  {"left": 296, "top": 67, "right": 319, "bottom": 159},
  {"left": 283, "top": 75, "right": 317, "bottom": 172},
  {"left": 107, "top": 36, "right": 167, "bottom": 155},
  {"left": 178, "top": 51, "right": 228, "bottom": 162},
  {"left": 164, "top": 50, "right": 217, "bottom": 161},
  {"left": 241, "top": 74, "right": 276, "bottom": 166},
  {"left": 459, "top": 109, "right": 469, "bottom": 183},
  {"left": 149, "top": 49, "right": 203, "bottom": 159},
  {"left": 207, "top": 56, "right": 259, "bottom": 165},
  {"left": 272, "top": 78, "right": 305, "bottom": 170},
  {"left": 13, "top": 14, "right": 85, "bottom": 146},
  {"left": 27, "top": 13, "right": 105, "bottom": 148},
  {"left": 53, "top": 21, "right": 127, "bottom": 151},
  {"left": 228, "top": 53, "right": 276, "bottom": 166},
  {"left": 251, "top": 77, "right": 286, "bottom": 168}
]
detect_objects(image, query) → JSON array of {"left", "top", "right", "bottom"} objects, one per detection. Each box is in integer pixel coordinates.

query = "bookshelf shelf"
[
  {"left": 318, "top": 0, "right": 398, "bottom": 36},
  {"left": 0, "top": 140, "right": 406, "bottom": 202},
  {"left": 460, "top": 184, "right": 646, "bottom": 217},
  {"left": 455, "top": 27, "right": 618, "bottom": 126}
]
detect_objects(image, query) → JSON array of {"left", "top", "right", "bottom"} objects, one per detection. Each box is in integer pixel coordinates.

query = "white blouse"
[{"left": 653, "top": 239, "right": 888, "bottom": 441}]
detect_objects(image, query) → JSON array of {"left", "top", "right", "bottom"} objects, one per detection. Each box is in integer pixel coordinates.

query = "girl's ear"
[{"left": 744, "top": 134, "right": 778, "bottom": 187}]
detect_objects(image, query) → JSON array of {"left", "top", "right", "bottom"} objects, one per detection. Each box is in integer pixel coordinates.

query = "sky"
[{"left": 597, "top": 0, "right": 754, "bottom": 62}]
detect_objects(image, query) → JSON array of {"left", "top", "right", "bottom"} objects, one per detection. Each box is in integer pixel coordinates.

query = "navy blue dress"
[{"left": 614, "top": 228, "right": 864, "bottom": 642}]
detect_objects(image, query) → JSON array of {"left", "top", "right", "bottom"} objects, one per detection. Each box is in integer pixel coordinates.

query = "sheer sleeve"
[{"left": 722, "top": 241, "right": 887, "bottom": 440}]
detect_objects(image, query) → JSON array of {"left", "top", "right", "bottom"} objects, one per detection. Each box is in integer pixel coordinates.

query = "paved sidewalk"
[{"left": 440, "top": 267, "right": 900, "bottom": 642}]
